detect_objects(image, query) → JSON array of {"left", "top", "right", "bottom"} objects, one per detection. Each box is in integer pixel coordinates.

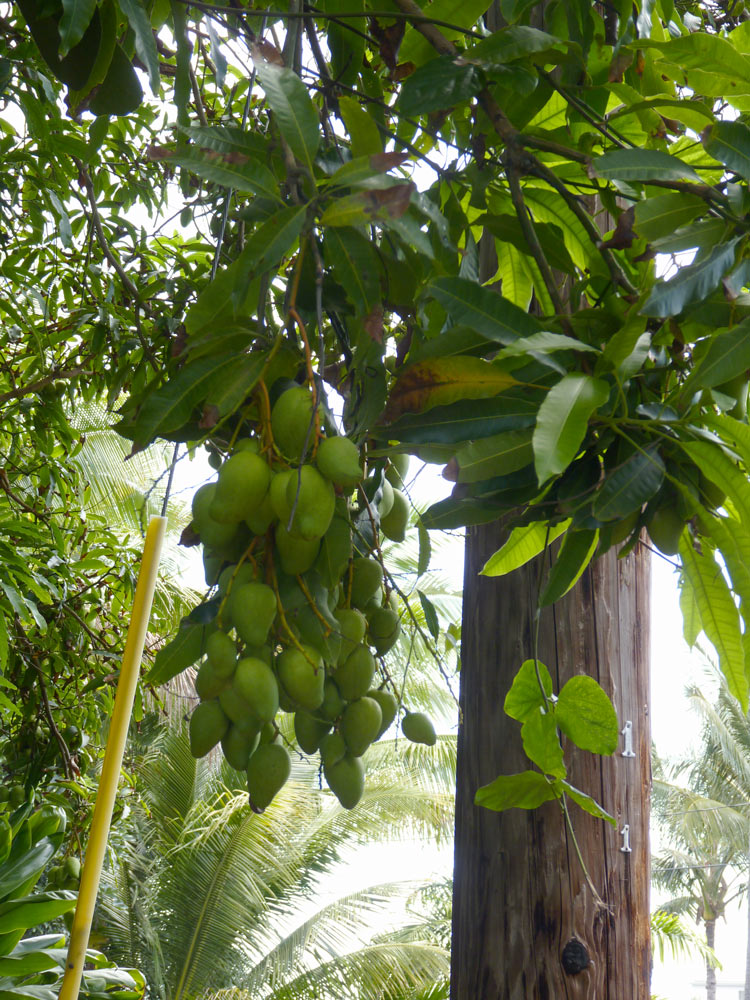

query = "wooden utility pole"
[{"left": 451, "top": 525, "right": 651, "bottom": 997}]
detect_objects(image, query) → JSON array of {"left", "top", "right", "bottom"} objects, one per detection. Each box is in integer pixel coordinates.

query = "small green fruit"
[
  {"left": 275, "top": 522, "right": 320, "bottom": 574},
  {"left": 217, "top": 561, "right": 257, "bottom": 597},
  {"left": 271, "top": 386, "right": 315, "bottom": 462},
  {"left": 401, "top": 711, "right": 437, "bottom": 746},
  {"left": 228, "top": 582, "right": 277, "bottom": 646},
  {"left": 367, "top": 688, "right": 399, "bottom": 737},
  {"left": 348, "top": 557, "right": 383, "bottom": 610},
  {"left": 206, "top": 631, "right": 237, "bottom": 679},
  {"left": 210, "top": 451, "right": 272, "bottom": 524},
  {"left": 314, "top": 515, "right": 353, "bottom": 587},
  {"left": 294, "top": 710, "right": 332, "bottom": 754},
  {"left": 221, "top": 724, "right": 260, "bottom": 771},
  {"left": 233, "top": 657, "right": 280, "bottom": 723},
  {"left": 385, "top": 454, "right": 410, "bottom": 487},
  {"left": 189, "top": 700, "right": 229, "bottom": 758},
  {"left": 63, "top": 856, "right": 81, "bottom": 881},
  {"left": 367, "top": 607, "right": 401, "bottom": 655},
  {"left": 340, "top": 697, "right": 382, "bottom": 757},
  {"left": 219, "top": 686, "right": 256, "bottom": 725},
  {"left": 284, "top": 465, "right": 335, "bottom": 540},
  {"left": 380, "top": 489, "right": 409, "bottom": 542},
  {"left": 333, "top": 608, "right": 367, "bottom": 664},
  {"left": 333, "top": 644, "right": 376, "bottom": 701},
  {"left": 646, "top": 507, "right": 685, "bottom": 556},
  {"left": 316, "top": 436, "right": 363, "bottom": 489},
  {"left": 195, "top": 659, "right": 230, "bottom": 701},
  {"left": 320, "top": 678, "right": 345, "bottom": 722},
  {"left": 277, "top": 646, "right": 325, "bottom": 710},
  {"left": 247, "top": 743, "right": 291, "bottom": 811},
  {"left": 320, "top": 731, "right": 347, "bottom": 769},
  {"left": 324, "top": 754, "right": 365, "bottom": 809},
  {"left": 270, "top": 468, "right": 295, "bottom": 525},
  {"left": 192, "top": 484, "right": 238, "bottom": 549}
]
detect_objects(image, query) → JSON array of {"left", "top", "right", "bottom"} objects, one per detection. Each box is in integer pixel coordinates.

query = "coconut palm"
[
  {"left": 652, "top": 669, "right": 750, "bottom": 1000},
  {"left": 96, "top": 720, "right": 454, "bottom": 1000}
]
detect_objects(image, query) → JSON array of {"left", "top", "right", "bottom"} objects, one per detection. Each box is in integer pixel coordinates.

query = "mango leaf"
[
  {"left": 426, "top": 276, "right": 540, "bottom": 344},
  {"left": 253, "top": 55, "right": 320, "bottom": 173},
  {"left": 679, "top": 533, "right": 748, "bottom": 711},
  {"left": 539, "top": 529, "right": 598, "bottom": 606},
  {"left": 322, "top": 152, "right": 409, "bottom": 190},
  {"left": 703, "top": 412, "right": 750, "bottom": 469},
  {"left": 58, "top": 0, "right": 96, "bottom": 57},
  {"left": 118, "top": 0, "right": 159, "bottom": 93},
  {"left": 696, "top": 511, "right": 750, "bottom": 610},
  {"left": 481, "top": 520, "right": 570, "bottom": 577},
  {"left": 464, "top": 24, "right": 565, "bottom": 68},
  {"left": 555, "top": 676, "right": 618, "bottom": 754},
  {"left": 641, "top": 239, "right": 740, "bottom": 318},
  {"left": 504, "top": 658, "right": 553, "bottom": 722},
  {"left": 521, "top": 712, "right": 566, "bottom": 778},
  {"left": 416, "top": 519, "right": 431, "bottom": 578},
  {"left": 455, "top": 428, "right": 534, "bottom": 483},
  {"left": 593, "top": 148, "right": 702, "bottom": 183},
  {"left": 319, "top": 184, "right": 414, "bottom": 227},
  {"left": 398, "top": 0, "right": 493, "bottom": 66},
  {"left": 398, "top": 56, "right": 483, "bottom": 116},
  {"left": 475, "top": 770, "right": 558, "bottom": 811},
  {"left": 679, "top": 579, "right": 701, "bottom": 648},
  {"left": 177, "top": 125, "right": 270, "bottom": 158},
  {"left": 153, "top": 148, "right": 280, "bottom": 202},
  {"left": 0, "top": 839, "right": 61, "bottom": 902},
  {"left": 381, "top": 393, "right": 540, "bottom": 445},
  {"left": 323, "top": 227, "right": 381, "bottom": 315},
  {"left": 383, "top": 357, "right": 520, "bottom": 421},
  {"left": 205, "top": 352, "right": 267, "bottom": 420},
  {"left": 703, "top": 120, "right": 750, "bottom": 182},
  {"left": 555, "top": 781, "right": 615, "bottom": 824},
  {"left": 338, "top": 96, "right": 382, "bottom": 157},
  {"left": 683, "top": 318, "right": 750, "bottom": 392},
  {"left": 418, "top": 590, "right": 439, "bottom": 640},
  {"left": 146, "top": 621, "right": 216, "bottom": 686},
  {"left": 633, "top": 193, "right": 706, "bottom": 242},
  {"left": 533, "top": 374, "right": 609, "bottom": 485},
  {"left": 681, "top": 438, "right": 750, "bottom": 527},
  {"left": 638, "top": 33, "right": 750, "bottom": 96},
  {"left": 128, "top": 354, "right": 239, "bottom": 447},
  {"left": 479, "top": 212, "right": 575, "bottom": 274},
  {"left": 593, "top": 446, "right": 665, "bottom": 521},
  {"left": 496, "top": 332, "right": 598, "bottom": 360}
]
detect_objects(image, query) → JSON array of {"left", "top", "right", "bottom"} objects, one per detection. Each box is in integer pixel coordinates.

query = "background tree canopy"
[{"left": 5, "top": 0, "right": 750, "bottom": 988}]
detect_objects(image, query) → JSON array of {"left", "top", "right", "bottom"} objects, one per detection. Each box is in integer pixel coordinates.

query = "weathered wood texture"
[{"left": 451, "top": 524, "right": 651, "bottom": 998}]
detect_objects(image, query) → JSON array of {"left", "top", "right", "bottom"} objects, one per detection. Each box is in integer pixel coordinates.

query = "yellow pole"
[{"left": 59, "top": 516, "right": 167, "bottom": 1000}]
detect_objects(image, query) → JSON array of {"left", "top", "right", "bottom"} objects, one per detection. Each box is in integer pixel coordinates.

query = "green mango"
[
  {"left": 324, "top": 753, "right": 365, "bottom": 809},
  {"left": 206, "top": 631, "right": 237, "bottom": 679},
  {"left": 277, "top": 645, "right": 325, "bottom": 709},
  {"left": 189, "top": 700, "right": 229, "bottom": 758},
  {"left": 210, "top": 452, "right": 272, "bottom": 524},
  {"left": 320, "top": 678, "right": 345, "bottom": 722},
  {"left": 228, "top": 582, "right": 277, "bottom": 645},
  {"left": 192, "top": 484, "right": 239, "bottom": 549},
  {"left": 401, "top": 711, "right": 437, "bottom": 746},
  {"left": 347, "top": 557, "right": 383, "bottom": 610},
  {"left": 271, "top": 386, "right": 315, "bottom": 462},
  {"left": 367, "top": 607, "right": 401, "bottom": 654},
  {"left": 334, "top": 644, "right": 376, "bottom": 701},
  {"left": 380, "top": 489, "right": 409, "bottom": 542},
  {"left": 246, "top": 489, "right": 276, "bottom": 535},
  {"left": 285, "top": 465, "right": 335, "bottom": 540},
  {"left": 340, "top": 696, "right": 382, "bottom": 757},
  {"left": 195, "top": 660, "right": 230, "bottom": 701},
  {"left": 314, "top": 514, "right": 353, "bottom": 588},
  {"left": 385, "top": 453, "right": 410, "bottom": 487},
  {"left": 233, "top": 657, "right": 279, "bottom": 723},
  {"left": 333, "top": 608, "right": 367, "bottom": 664},
  {"left": 275, "top": 522, "right": 320, "bottom": 574},
  {"left": 315, "top": 436, "right": 363, "bottom": 488},
  {"left": 221, "top": 725, "right": 260, "bottom": 771},
  {"left": 219, "top": 685, "right": 257, "bottom": 725},
  {"left": 294, "top": 710, "right": 332, "bottom": 754},
  {"left": 320, "top": 731, "right": 347, "bottom": 769},
  {"left": 270, "top": 468, "right": 296, "bottom": 525},
  {"left": 367, "top": 688, "right": 399, "bottom": 737},
  {"left": 247, "top": 743, "right": 291, "bottom": 811},
  {"left": 217, "top": 561, "right": 258, "bottom": 597},
  {"left": 646, "top": 507, "right": 685, "bottom": 556},
  {"left": 203, "top": 550, "right": 224, "bottom": 588}
]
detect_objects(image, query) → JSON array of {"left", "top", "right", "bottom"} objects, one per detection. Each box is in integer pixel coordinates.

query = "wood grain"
[{"left": 451, "top": 524, "right": 651, "bottom": 998}]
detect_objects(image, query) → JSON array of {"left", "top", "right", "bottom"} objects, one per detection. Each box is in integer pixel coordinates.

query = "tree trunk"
[
  {"left": 706, "top": 917, "right": 717, "bottom": 1000},
  {"left": 451, "top": 525, "right": 651, "bottom": 998}
]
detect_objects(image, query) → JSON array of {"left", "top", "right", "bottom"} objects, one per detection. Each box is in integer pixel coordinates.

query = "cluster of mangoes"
[{"left": 188, "top": 384, "right": 436, "bottom": 812}]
